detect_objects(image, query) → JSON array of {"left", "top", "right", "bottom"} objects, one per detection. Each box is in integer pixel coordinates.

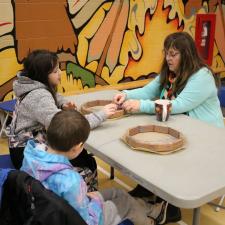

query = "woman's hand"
[
  {"left": 62, "top": 101, "right": 77, "bottom": 110},
  {"left": 103, "top": 103, "right": 117, "bottom": 118},
  {"left": 122, "top": 99, "right": 140, "bottom": 113},
  {"left": 113, "top": 92, "right": 126, "bottom": 105}
]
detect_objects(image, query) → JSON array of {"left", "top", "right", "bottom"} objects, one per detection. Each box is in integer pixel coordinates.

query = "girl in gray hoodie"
[{"left": 8, "top": 49, "right": 117, "bottom": 191}]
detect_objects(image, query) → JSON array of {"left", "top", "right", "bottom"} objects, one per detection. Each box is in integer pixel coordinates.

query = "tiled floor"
[{"left": 1, "top": 137, "right": 225, "bottom": 225}]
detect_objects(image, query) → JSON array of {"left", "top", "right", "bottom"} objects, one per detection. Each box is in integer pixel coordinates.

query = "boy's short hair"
[{"left": 47, "top": 110, "right": 90, "bottom": 151}]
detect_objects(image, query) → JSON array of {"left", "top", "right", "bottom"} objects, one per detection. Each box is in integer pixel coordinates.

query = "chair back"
[
  {"left": 0, "top": 100, "right": 16, "bottom": 112},
  {"left": 218, "top": 86, "right": 225, "bottom": 107},
  {"left": 0, "top": 170, "right": 87, "bottom": 225},
  {"left": 0, "top": 155, "right": 15, "bottom": 169}
]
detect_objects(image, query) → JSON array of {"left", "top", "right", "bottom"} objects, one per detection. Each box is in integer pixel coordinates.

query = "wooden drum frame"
[
  {"left": 122, "top": 124, "right": 185, "bottom": 154},
  {"left": 80, "top": 100, "right": 125, "bottom": 119}
]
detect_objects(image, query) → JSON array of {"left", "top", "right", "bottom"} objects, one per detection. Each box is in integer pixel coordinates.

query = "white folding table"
[{"left": 66, "top": 90, "right": 225, "bottom": 225}]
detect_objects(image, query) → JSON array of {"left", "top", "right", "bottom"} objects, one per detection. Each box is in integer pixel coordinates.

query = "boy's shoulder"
[
  {"left": 50, "top": 167, "right": 83, "bottom": 186},
  {"left": 47, "top": 167, "right": 86, "bottom": 196}
]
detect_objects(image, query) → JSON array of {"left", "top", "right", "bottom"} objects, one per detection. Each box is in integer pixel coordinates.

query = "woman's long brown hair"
[{"left": 160, "top": 32, "right": 219, "bottom": 95}]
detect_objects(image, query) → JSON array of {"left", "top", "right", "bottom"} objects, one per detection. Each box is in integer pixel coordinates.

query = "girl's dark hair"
[
  {"left": 47, "top": 110, "right": 90, "bottom": 152},
  {"left": 160, "top": 32, "right": 218, "bottom": 94},
  {"left": 22, "top": 49, "right": 59, "bottom": 102}
]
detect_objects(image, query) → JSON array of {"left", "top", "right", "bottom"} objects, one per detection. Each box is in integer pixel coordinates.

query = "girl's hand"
[
  {"left": 122, "top": 99, "right": 140, "bottom": 113},
  {"left": 103, "top": 103, "right": 117, "bottom": 118},
  {"left": 113, "top": 92, "right": 126, "bottom": 105},
  {"left": 62, "top": 101, "right": 77, "bottom": 110}
]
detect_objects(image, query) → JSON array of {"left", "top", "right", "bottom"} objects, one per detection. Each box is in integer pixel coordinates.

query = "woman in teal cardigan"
[
  {"left": 114, "top": 32, "right": 224, "bottom": 128},
  {"left": 113, "top": 31, "right": 224, "bottom": 223}
]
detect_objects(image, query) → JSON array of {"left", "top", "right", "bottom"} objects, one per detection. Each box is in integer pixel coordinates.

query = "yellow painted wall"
[{"left": 0, "top": 0, "right": 224, "bottom": 100}]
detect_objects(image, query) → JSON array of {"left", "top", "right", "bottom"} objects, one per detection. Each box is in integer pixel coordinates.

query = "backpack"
[{"left": 0, "top": 170, "right": 87, "bottom": 225}]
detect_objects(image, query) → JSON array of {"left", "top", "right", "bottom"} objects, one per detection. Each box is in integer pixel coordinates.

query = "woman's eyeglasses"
[{"left": 163, "top": 50, "right": 180, "bottom": 59}]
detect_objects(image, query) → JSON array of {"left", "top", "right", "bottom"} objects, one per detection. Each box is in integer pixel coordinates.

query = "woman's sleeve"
[
  {"left": 171, "top": 69, "right": 216, "bottom": 114},
  {"left": 124, "top": 75, "right": 161, "bottom": 100}
]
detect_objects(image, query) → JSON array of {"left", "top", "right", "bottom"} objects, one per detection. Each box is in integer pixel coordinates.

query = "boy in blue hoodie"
[{"left": 21, "top": 110, "right": 167, "bottom": 225}]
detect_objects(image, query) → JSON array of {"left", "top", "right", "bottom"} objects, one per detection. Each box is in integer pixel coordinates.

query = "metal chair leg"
[{"left": 0, "top": 112, "right": 9, "bottom": 137}]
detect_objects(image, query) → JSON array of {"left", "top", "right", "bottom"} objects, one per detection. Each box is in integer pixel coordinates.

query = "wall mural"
[{"left": 0, "top": 0, "right": 224, "bottom": 101}]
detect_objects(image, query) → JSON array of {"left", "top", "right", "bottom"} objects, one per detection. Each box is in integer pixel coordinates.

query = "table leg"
[
  {"left": 192, "top": 207, "right": 200, "bottom": 225},
  {"left": 110, "top": 166, "right": 114, "bottom": 179},
  {"left": 216, "top": 195, "right": 225, "bottom": 211}
]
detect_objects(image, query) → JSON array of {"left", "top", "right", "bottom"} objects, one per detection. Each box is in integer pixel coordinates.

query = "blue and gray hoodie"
[{"left": 21, "top": 140, "right": 104, "bottom": 225}]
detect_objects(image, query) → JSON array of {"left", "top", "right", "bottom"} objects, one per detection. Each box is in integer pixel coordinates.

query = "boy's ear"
[
  {"left": 78, "top": 142, "right": 83, "bottom": 148},
  {"left": 71, "top": 142, "right": 83, "bottom": 152},
  {"left": 75, "top": 142, "right": 83, "bottom": 150}
]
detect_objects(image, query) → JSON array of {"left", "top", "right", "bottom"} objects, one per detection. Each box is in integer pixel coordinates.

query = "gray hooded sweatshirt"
[{"left": 11, "top": 73, "right": 107, "bottom": 146}]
